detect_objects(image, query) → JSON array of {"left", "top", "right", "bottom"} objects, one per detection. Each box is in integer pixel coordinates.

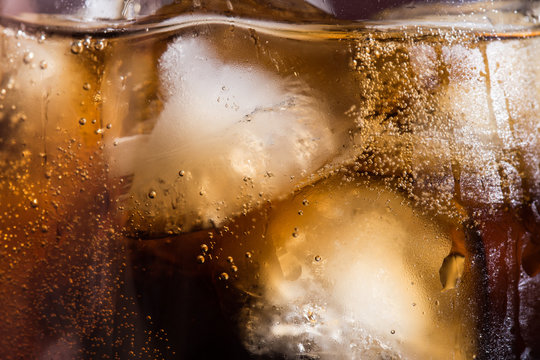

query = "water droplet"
[
  {"left": 298, "top": 210, "right": 303, "bottom": 215},
  {"left": 23, "top": 51, "right": 34, "bottom": 64},
  {"left": 227, "top": 256, "right": 234, "bottom": 263},
  {"left": 390, "top": 329, "right": 396, "bottom": 335},
  {"left": 78, "top": 118, "right": 87, "bottom": 125},
  {"left": 435, "top": 300, "right": 440, "bottom": 306},
  {"left": 148, "top": 190, "right": 156, "bottom": 199},
  {"left": 71, "top": 41, "right": 84, "bottom": 54},
  {"left": 231, "top": 265, "right": 238, "bottom": 272},
  {"left": 38, "top": 33, "right": 46, "bottom": 43},
  {"left": 39, "top": 60, "right": 47, "bottom": 69},
  {"left": 245, "top": 251, "right": 252, "bottom": 259},
  {"left": 83, "top": 82, "right": 91, "bottom": 91},
  {"left": 178, "top": 170, "right": 185, "bottom": 177},
  {"left": 196, "top": 255, "right": 205, "bottom": 264},
  {"left": 314, "top": 255, "right": 322, "bottom": 262},
  {"left": 106, "top": 123, "right": 112, "bottom": 129},
  {"left": 30, "top": 198, "right": 38, "bottom": 208},
  {"left": 200, "top": 244, "right": 209, "bottom": 253},
  {"left": 219, "top": 272, "right": 229, "bottom": 281},
  {"left": 302, "top": 199, "right": 309, "bottom": 206}
]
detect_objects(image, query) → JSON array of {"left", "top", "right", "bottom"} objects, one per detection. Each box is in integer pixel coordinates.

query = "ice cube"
[
  {"left": 240, "top": 177, "right": 477, "bottom": 359},
  {"left": 80, "top": 0, "right": 124, "bottom": 20},
  {"left": 109, "top": 36, "right": 337, "bottom": 235}
]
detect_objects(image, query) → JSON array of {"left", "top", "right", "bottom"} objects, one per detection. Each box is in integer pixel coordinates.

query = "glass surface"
[{"left": 0, "top": 0, "right": 539, "bottom": 359}]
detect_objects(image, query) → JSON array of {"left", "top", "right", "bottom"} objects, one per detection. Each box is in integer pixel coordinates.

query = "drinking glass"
[{"left": 0, "top": 0, "right": 538, "bottom": 358}]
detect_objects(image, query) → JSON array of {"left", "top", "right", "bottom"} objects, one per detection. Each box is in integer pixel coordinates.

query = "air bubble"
[
  {"left": 39, "top": 60, "right": 48, "bottom": 69},
  {"left": 219, "top": 272, "right": 229, "bottom": 281},
  {"left": 83, "top": 83, "right": 91, "bottom": 91},
  {"left": 314, "top": 255, "right": 322, "bottom": 262},
  {"left": 201, "top": 244, "right": 209, "bottom": 252},
  {"left": 94, "top": 40, "right": 107, "bottom": 51},
  {"left": 30, "top": 198, "right": 38, "bottom": 208},
  {"left": 227, "top": 256, "right": 234, "bottom": 263},
  {"left": 390, "top": 329, "right": 396, "bottom": 335},
  {"left": 302, "top": 199, "right": 309, "bottom": 206},
  {"left": 79, "top": 118, "right": 87, "bottom": 125},
  {"left": 23, "top": 51, "right": 34, "bottom": 64},
  {"left": 148, "top": 190, "right": 157, "bottom": 199},
  {"left": 196, "top": 255, "right": 205, "bottom": 264},
  {"left": 245, "top": 251, "right": 252, "bottom": 258},
  {"left": 71, "top": 41, "right": 84, "bottom": 54},
  {"left": 178, "top": 170, "right": 185, "bottom": 177}
]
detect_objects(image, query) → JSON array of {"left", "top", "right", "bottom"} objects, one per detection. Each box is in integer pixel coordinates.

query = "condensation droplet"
[
  {"left": 298, "top": 210, "right": 303, "bottom": 215},
  {"left": 30, "top": 198, "right": 39, "bottom": 208},
  {"left": 231, "top": 265, "right": 238, "bottom": 272},
  {"left": 83, "top": 82, "right": 91, "bottom": 91},
  {"left": 196, "top": 255, "right": 205, "bottom": 264},
  {"left": 79, "top": 118, "right": 87, "bottom": 125},
  {"left": 71, "top": 41, "right": 84, "bottom": 54},
  {"left": 178, "top": 170, "right": 185, "bottom": 177},
  {"left": 245, "top": 251, "right": 252, "bottom": 259},
  {"left": 390, "top": 329, "right": 396, "bottom": 335},
  {"left": 38, "top": 33, "right": 46, "bottom": 43},
  {"left": 200, "top": 244, "right": 209, "bottom": 252},
  {"left": 302, "top": 199, "right": 309, "bottom": 206},
  {"left": 314, "top": 255, "right": 322, "bottom": 262},
  {"left": 39, "top": 60, "right": 47, "bottom": 69},
  {"left": 227, "top": 256, "right": 234, "bottom": 263},
  {"left": 148, "top": 190, "right": 157, "bottom": 199},
  {"left": 106, "top": 123, "right": 112, "bottom": 129}
]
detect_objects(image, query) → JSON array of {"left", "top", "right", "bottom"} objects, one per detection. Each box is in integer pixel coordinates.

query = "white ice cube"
[
  {"left": 109, "top": 36, "right": 337, "bottom": 234},
  {"left": 241, "top": 178, "right": 476, "bottom": 359},
  {"left": 81, "top": 0, "right": 124, "bottom": 20}
]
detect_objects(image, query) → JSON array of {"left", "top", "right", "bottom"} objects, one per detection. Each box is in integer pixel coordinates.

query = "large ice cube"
[
  {"left": 109, "top": 36, "right": 337, "bottom": 235},
  {"left": 240, "top": 177, "right": 477, "bottom": 359}
]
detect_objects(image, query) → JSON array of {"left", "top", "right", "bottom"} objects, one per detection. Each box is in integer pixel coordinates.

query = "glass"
[{"left": 0, "top": 0, "right": 538, "bottom": 358}]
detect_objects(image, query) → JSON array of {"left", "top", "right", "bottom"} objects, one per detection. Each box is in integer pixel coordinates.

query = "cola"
[{"left": 0, "top": 0, "right": 538, "bottom": 358}]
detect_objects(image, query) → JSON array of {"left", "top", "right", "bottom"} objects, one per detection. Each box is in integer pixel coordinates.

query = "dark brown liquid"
[{"left": 0, "top": 16, "right": 538, "bottom": 359}]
